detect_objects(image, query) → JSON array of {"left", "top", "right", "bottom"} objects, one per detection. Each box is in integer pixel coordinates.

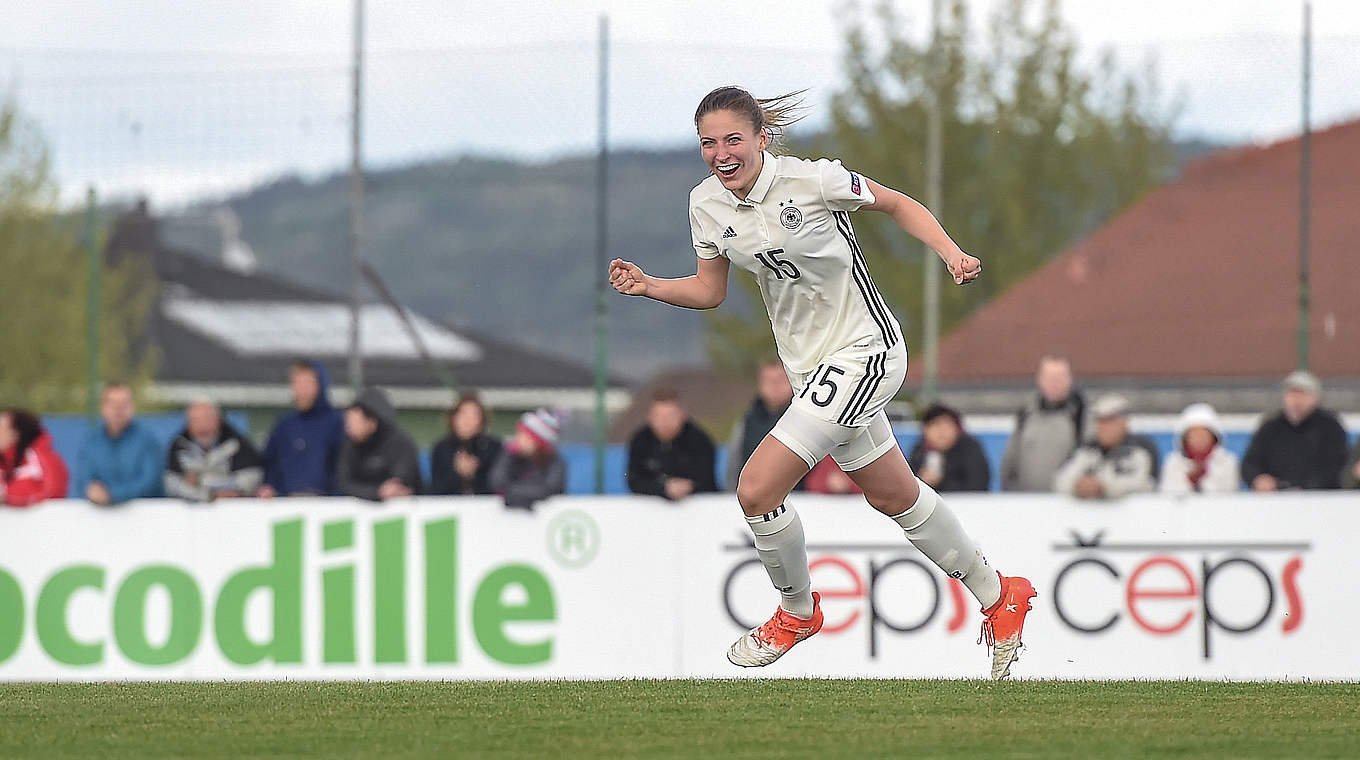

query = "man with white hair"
[
  {"left": 1241, "top": 371, "right": 1349, "bottom": 491},
  {"left": 165, "top": 398, "right": 264, "bottom": 502}
]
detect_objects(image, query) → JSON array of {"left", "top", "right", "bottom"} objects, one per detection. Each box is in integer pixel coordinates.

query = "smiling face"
[{"left": 698, "top": 109, "right": 768, "bottom": 199}]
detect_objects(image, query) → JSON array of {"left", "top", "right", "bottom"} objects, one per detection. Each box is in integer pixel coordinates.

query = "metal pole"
[
  {"left": 922, "top": 0, "right": 942, "bottom": 402},
  {"left": 348, "top": 0, "right": 366, "bottom": 394},
  {"left": 84, "top": 186, "right": 100, "bottom": 418},
  {"left": 593, "top": 15, "right": 610, "bottom": 494},
  {"left": 1298, "top": 0, "right": 1312, "bottom": 371}
]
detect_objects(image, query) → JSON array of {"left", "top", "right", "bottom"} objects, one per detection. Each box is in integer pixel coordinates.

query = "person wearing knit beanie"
[
  {"left": 489, "top": 408, "right": 566, "bottom": 509},
  {"left": 515, "top": 408, "right": 562, "bottom": 453}
]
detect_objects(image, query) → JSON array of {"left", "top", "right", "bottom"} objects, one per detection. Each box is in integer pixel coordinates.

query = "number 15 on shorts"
[{"left": 800, "top": 365, "right": 846, "bottom": 409}]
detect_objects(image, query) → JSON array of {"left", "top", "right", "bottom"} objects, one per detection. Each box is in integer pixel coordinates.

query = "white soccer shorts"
[{"left": 770, "top": 343, "right": 908, "bottom": 472}]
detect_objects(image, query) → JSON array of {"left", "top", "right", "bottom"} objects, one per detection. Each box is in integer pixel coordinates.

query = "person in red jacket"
[{"left": 0, "top": 409, "right": 70, "bottom": 507}]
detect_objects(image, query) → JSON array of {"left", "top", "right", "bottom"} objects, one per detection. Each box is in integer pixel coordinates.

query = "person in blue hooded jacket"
[
  {"left": 75, "top": 383, "right": 164, "bottom": 505},
  {"left": 257, "top": 360, "right": 345, "bottom": 497}
]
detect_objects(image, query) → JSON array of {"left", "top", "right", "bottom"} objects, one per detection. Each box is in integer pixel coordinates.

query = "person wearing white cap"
[
  {"left": 1053, "top": 394, "right": 1156, "bottom": 499},
  {"left": 488, "top": 408, "right": 566, "bottom": 509},
  {"left": 1241, "top": 371, "right": 1349, "bottom": 491},
  {"left": 1159, "top": 403, "right": 1241, "bottom": 494}
]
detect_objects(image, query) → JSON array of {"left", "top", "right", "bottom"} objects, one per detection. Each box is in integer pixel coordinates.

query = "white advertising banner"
[{"left": 0, "top": 494, "right": 1355, "bottom": 681}]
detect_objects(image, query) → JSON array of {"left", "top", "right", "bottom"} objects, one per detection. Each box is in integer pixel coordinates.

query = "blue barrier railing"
[{"left": 42, "top": 413, "right": 1355, "bottom": 497}]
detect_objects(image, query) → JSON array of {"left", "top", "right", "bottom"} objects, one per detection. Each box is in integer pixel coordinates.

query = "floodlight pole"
[
  {"left": 348, "top": 0, "right": 367, "bottom": 393},
  {"left": 84, "top": 186, "right": 101, "bottom": 419},
  {"left": 593, "top": 14, "right": 610, "bottom": 494},
  {"left": 1297, "top": 0, "right": 1312, "bottom": 371},
  {"left": 922, "top": 0, "right": 943, "bottom": 402}
]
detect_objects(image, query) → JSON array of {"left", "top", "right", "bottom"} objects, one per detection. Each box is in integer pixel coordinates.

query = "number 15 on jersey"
[{"left": 754, "top": 249, "right": 801, "bottom": 280}]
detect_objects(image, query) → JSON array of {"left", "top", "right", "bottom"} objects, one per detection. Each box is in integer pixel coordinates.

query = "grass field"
[{"left": 1, "top": 680, "right": 1357, "bottom": 759}]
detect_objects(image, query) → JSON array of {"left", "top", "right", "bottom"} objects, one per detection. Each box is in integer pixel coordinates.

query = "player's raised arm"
[
  {"left": 862, "top": 178, "right": 982, "bottom": 286},
  {"left": 607, "top": 256, "right": 730, "bottom": 310}
]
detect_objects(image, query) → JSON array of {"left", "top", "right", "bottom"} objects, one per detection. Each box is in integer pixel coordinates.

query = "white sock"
[
  {"left": 890, "top": 479, "right": 1002, "bottom": 609},
  {"left": 746, "top": 504, "right": 814, "bottom": 619}
]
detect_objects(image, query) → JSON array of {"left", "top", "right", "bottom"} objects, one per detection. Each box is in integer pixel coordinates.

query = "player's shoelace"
[
  {"left": 754, "top": 609, "right": 807, "bottom": 647},
  {"left": 977, "top": 619, "right": 997, "bottom": 652}
]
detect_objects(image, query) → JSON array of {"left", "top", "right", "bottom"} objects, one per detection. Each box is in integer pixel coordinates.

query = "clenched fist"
[
  {"left": 608, "top": 258, "right": 649, "bottom": 296},
  {"left": 947, "top": 253, "right": 983, "bottom": 285}
]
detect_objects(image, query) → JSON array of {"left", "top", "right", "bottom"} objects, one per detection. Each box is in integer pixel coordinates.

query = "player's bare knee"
[
  {"left": 863, "top": 489, "right": 911, "bottom": 516},
  {"left": 735, "top": 473, "right": 781, "bottom": 516}
]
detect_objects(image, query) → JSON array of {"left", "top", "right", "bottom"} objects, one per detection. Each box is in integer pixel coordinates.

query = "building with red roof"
[{"left": 912, "top": 120, "right": 1360, "bottom": 413}]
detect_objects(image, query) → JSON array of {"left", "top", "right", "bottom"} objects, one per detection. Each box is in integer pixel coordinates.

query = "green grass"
[{"left": 1, "top": 680, "right": 1357, "bottom": 759}]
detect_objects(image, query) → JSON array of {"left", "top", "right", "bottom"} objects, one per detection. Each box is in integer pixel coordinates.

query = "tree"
[
  {"left": 0, "top": 100, "right": 154, "bottom": 413},
  {"left": 706, "top": 0, "right": 1175, "bottom": 376}
]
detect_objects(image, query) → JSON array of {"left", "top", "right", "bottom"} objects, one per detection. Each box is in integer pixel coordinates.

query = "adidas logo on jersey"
[{"left": 722, "top": 226, "right": 738, "bottom": 239}]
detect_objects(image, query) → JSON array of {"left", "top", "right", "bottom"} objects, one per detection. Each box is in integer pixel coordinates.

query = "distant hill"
[
  {"left": 164, "top": 148, "right": 719, "bottom": 381},
  {"left": 161, "top": 139, "right": 1226, "bottom": 382}
]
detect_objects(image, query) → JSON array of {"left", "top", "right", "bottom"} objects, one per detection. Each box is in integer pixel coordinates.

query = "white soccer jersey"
[{"left": 689, "top": 151, "right": 902, "bottom": 375}]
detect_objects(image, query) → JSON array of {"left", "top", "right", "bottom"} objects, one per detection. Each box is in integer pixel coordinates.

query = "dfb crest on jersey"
[{"left": 779, "top": 205, "right": 804, "bottom": 231}]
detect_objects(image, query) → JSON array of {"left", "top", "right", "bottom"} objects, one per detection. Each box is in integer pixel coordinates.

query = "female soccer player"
[{"left": 608, "top": 86, "right": 1035, "bottom": 680}]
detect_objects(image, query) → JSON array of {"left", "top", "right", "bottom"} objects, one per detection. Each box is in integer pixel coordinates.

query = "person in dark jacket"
[
  {"left": 724, "top": 359, "right": 793, "bottom": 492},
  {"left": 1000, "top": 355, "right": 1086, "bottom": 492},
  {"left": 337, "top": 387, "right": 423, "bottom": 502},
  {"left": 164, "top": 399, "right": 264, "bottom": 502},
  {"left": 75, "top": 383, "right": 163, "bottom": 505},
  {"left": 430, "top": 393, "right": 502, "bottom": 495},
  {"left": 626, "top": 389, "right": 718, "bottom": 501},
  {"left": 489, "top": 408, "right": 566, "bottom": 510},
  {"left": 259, "top": 360, "right": 345, "bottom": 497},
  {"left": 1242, "top": 371, "right": 1349, "bottom": 491},
  {"left": 907, "top": 403, "right": 991, "bottom": 492}
]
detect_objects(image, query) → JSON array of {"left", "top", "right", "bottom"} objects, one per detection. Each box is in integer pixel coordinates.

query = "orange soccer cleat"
[
  {"left": 979, "top": 574, "right": 1037, "bottom": 680},
  {"left": 727, "top": 592, "right": 824, "bottom": 667}
]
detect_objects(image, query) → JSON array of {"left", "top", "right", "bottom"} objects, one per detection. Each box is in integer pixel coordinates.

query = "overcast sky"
[{"left": 4, "top": 0, "right": 1359, "bottom": 205}]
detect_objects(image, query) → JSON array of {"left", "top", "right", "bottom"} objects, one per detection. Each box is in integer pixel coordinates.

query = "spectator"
[
  {"left": 336, "top": 387, "right": 423, "bottom": 502},
  {"left": 259, "top": 360, "right": 345, "bottom": 497},
  {"left": 907, "top": 403, "right": 992, "bottom": 492},
  {"left": 75, "top": 383, "right": 163, "bottom": 505},
  {"left": 164, "top": 399, "right": 264, "bottom": 502},
  {"left": 489, "top": 408, "right": 566, "bottom": 509},
  {"left": 626, "top": 389, "right": 718, "bottom": 501},
  {"left": 1053, "top": 394, "right": 1156, "bottom": 500},
  {"left": 0, "top": 409, "right": 69, "bottom": 507},
  {"left": 1241, "top": 371, "right": 1349, "bottom": 491},
  {"left": 803, "top": 456, "right": 862, "bottom": 495},
  {"left": 430, "top": 393, "right": 503, "bottom": 495},
  {"left": 1343, "top": 439, "right": 1360, "bottom": 489},
  {"left": 1159, "top": 403, "right": 1241, "bottom": 494},
  {"left": 724, "top": 359, "right": 793, "bottom": 492},
  {"left": 1000, "top": 355, "right": 1086, "bottom": 492}
]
